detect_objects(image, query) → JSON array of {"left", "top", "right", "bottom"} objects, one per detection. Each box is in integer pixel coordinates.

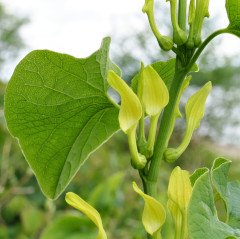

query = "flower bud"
[
  {"left": 193, "top": 0, "right": 210, "bottom": 47},
  {"left": 142, "top": 0, "right": 174, "bottom": 51},
  {"left": 166, "top": 0, "right": 188, "bottom": 46}
]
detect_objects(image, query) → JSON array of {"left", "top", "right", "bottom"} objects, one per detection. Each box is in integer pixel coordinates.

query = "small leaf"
[
  {"left": 4, "top": 37, "right": 120, "bottom": 199},
  {"left": 65, "top": 192, "right": 107, "bottom": 239},
  {"left": 132, "top": 182, "right": 166, "bottom": 235}
]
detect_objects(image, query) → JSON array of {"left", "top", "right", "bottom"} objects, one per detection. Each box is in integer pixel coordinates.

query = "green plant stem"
[
  {"left": 145, "top": 58, "right": 187, "bottom": 197},
  {"left": 187, "top": 28, "right": 227, "bottom": 71},
  {"left": 178, "top": 0, "right": 187, "bottom": 31},
  {"left": 139, "top": 115, "right": 146, "bottom": 141},
  {"left": 147, "top": 114, "right": 160, "bottom": 154}
]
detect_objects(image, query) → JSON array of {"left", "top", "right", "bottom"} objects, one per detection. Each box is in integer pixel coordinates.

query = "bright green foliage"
[
  {"left": 226, "top": 0, "right": 240, "bottom": 37},
  {"left": 4, "top": 37, "right": 121, "bottom": 199},
  {"left": 211, "top": 158, "right": 240, "bottom": 228},
  {"left": 40, "top": 215, "right": 97, "bottom": 239},
  {"left": 188, "top": 159, "right": 240, "bottom": 239}
]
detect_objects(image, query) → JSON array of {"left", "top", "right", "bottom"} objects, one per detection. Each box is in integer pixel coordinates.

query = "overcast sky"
[{"left": 2, "top": 0, "right": 240, "bottom": 79}]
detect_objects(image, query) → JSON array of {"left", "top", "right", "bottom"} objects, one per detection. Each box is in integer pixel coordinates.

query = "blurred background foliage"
[{"left": 0, "top": 1, "right": 240, "bottom": 239}]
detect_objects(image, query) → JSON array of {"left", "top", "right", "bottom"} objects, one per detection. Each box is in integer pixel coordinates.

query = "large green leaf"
[
  {"left": 211, "top": 158, "right": 240, "bottom": 229},
  {"left": 188, "top": 166, "right": 240, "bottom": 239},
  {"left": 131, "top": 59, "right": 198, "bottom": 93},
  {"left": 4, "top": 37, "right": 120, "bottom": 199},
  {"left": 40, "top": 215, "right": 97, "bottom": 239},
  {"left": 226, "top": 0, "right": 240, "bottom": 37}
]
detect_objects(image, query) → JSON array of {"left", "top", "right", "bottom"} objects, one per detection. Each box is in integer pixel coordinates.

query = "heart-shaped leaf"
[
  {"left": 188, "top": 163, "right": 240, "bottom": 239},
  {"left": 226, "top": 0, "right": 240, "bottom": 37},
  {"left": 4, "top": 37, "right": 120, "bottom": 199},
  {"left": 211, "top": 158, "right": 240, "bottom": 229}
]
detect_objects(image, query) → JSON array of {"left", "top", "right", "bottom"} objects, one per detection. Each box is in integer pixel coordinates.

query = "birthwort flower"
[
  {"left": 132, "top": 182, "right": 166, "bottom": 236},
  {"left": 65, "top": 192, "right": 107, "bottom": 239}
]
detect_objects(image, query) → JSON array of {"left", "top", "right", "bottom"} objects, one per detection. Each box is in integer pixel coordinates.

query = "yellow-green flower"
[
  {"left": 132, "top": 182, "right": 166, "bottom": 236},
  {"left": 65, "top": 192, "right": 107, "bottom": 239},
  {"left": 107, "top": 70, "right": 142, "bottom": 134},
  {"left": 165, "top": 81, "right": 212, "bottom": 162},
  {"left": 138, "top": 64, "right": 169, "bottom": 118},
  {"left": 138, "top": 64, "right": 169, "bottom": 157},
  {"left": 167, "top": 167, "right": 192, "bottom": 239},
  {"left": 107, "top": 70, "right": 146, "bottom": 169}
]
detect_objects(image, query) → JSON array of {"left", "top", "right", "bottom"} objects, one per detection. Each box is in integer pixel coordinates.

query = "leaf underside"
[{"left": 4, "top": 37, "right": 120, "bottom": 199}]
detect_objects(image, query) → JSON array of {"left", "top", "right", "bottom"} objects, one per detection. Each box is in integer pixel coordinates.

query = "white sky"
[{"left": 2, "top": 0, "right": 240, "bottom": 78}]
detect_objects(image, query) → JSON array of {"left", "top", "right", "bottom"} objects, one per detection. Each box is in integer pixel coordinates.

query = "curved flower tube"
[
  {"left": 133, "top": 182, "right": 166, "bottom": 236},
  {"left": 65, "top": 192, "right": 107, "bottom": 239},
  {"left": 165, "top": 81, "right": 212, "bottom": 162},
  {"left": 107, "top": 70, "right": 146, "bottom": 169}
]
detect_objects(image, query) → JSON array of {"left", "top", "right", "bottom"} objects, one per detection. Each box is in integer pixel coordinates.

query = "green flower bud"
[
  {"left": 193, "top": 0, "right": 210, "bottom": 47},
  {"left": 165, "top": 81, "right": 212, "bottom": 162},
  {"left": 167, "top": 167, "right": 192, "bottom": 239},
  {"left": 186, "top": 0, "right": 196, "bottom": 49},
  {"left": 142, "top": 0, "right": 174, "bottom": 51},
  {"left": 166, "top": 0, "right": 188, "bottom": 46},
  {"left": 133, "top": 182, "right": 166, "bottom": 236}
]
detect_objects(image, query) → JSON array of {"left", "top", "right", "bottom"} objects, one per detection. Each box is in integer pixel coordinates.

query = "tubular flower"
[
  {"left": 107, "top": 70, "right": 142, "bottom": 134},
  {"left": 107, "top": 70, "right": 146, "bottom": 169},
  {"left": 138, "top": 64, "right": 169, "bottom": 157},
  {"left": 65, "top": 192, "right": 107, "bottom": 239},
  {"left": 165, "top": 81, "right": 212, "bottom": 162},
  {"left": 132, "top": 182, "right": 166, "bottom": 236},
  {"left": 167, "top": 167, "right": 192, "bottom": 239},
  {"left": 138, "top": 64, "right": 169, "bottom": 118}
]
